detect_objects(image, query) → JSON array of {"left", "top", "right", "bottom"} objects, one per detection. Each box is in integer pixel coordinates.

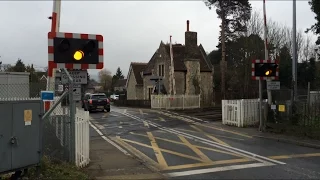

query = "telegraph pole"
[
  {"left": 292, "top": 0, "right": 297, "bottom": 101},
  {"left": 260, "top": 0, "right": 270, "bottom": 132}
]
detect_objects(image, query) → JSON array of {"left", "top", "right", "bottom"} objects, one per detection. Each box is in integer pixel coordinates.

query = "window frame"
[{"left": 158, "top": 64, "right": 165, "bottom": 77}]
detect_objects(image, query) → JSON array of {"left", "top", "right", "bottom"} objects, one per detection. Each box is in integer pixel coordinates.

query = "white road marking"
[
  {"left": 119, "top": 126, "right": 123, "bottom": 129},
  {"left": 96, "top": 124, "right": 105, "bottom": 130},
  {"left": 89, "top": 118, "right": 105, "bottom": 129},
  {"left": 156, "top": 111, "right": 195, "bottom": 123},
  {"left": 113, "top": 110, "right": 285, "bottom": 165},
  {"left": 102, "top": 123, "right": 142, "bottom": 129},
  {"left": 139, "top": 109, "right": 148, "bottom": 115},
  {"left": 158, "top": 117, "right": 166, "bottom": 122},
  {"left": 161, "top": 111, "right": 208, "bottom": 123},
  {"left": 89, "top": 121, "right": 129, "bottom": 155},
  {"left": 165, "top": 163, "right": 274, "bottom": 177},
  {"left": 143, "top": 121, "right": 150, "bottom": 128},
  {"left": 164, "top": 110, "right": 209, "bottom": 123}
]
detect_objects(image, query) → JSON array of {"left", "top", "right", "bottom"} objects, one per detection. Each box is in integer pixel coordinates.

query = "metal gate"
[{"left": 0, "top": 99, "right": 43, "bottom": 174}]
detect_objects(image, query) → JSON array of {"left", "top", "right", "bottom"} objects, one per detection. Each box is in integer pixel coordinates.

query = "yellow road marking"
[
  {"left": 163, "top": 158, "right": 252, "bottom": 171},
  {"left": 143, "top": 121, "right": 149, "bottom": 128},
  {"left": 121, "top": 138, "right": 206, "bottom": 162},
  {"left": 190, "top": 125, "right": 230, "bottom": 146},
  {"left": 175, "top": 128, "right": 245, "bottom": 141},
  {"left": 102, "top": 113, "right": 108, "bottom": 118},
  {"left": 117, "top": 136, "right": 320, "bottom": 171},
  {"left": 206, "top": 135, "right": 230, "bottom": 147},
  {"left": 179, "top": 136, "right": 212, "bottom": 162},
  {"left": 130, "top": 132, "right": 243, "bottom": 158},
  {"left": 112, "top": 137, "right": 161, "bottom": 171},
  {"left": 159, "top": 117, "right": 166, "bottom": 122},
  {"left": 147, "top": 132, "right": 168, "bottom": 168},
  {"left": 269, "top": 153, "right": 320, "bottom": 160},
  {"left": 197, "top": 124, "right": 252, "bottom": 139}
]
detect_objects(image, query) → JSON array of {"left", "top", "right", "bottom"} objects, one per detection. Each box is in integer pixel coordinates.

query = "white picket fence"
[
  {"left": 222, "top": 99, "right": 266, "bottom": 127},
  {"left": 75, "top": 107, "right": 90, "bottom": 168},
  {"left": 151, "top": 94, "right": 200, "bottom": 110}
]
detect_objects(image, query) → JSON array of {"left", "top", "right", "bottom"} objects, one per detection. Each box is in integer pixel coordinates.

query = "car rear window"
[{"left": 91, "top": 95, "right": 106, "bottom": 99}]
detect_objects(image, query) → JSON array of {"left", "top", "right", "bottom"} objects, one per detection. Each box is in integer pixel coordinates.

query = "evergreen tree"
[{"left": 306, "top": 0, "right": 320, "bottom": 44}]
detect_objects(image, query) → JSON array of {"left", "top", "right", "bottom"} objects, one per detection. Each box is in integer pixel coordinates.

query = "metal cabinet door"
[
  {"left": 0, "top": 103, "right": 13, "bottom": 173},
  {"left": 11, "top": 101, "right": 42, "bottom": 169}
]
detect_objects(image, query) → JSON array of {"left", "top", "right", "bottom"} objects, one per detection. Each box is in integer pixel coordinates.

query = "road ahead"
[{"left": 89, "top": 106, "right": 320, "bottom": 179}]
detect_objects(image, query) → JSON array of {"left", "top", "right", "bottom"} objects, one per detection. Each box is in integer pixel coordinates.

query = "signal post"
[{"left": 252, "top": 59, "right": 279, "bottom": 131}]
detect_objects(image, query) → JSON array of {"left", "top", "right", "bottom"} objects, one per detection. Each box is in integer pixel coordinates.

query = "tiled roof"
[
  {"left": 143, "top": 52, "right": 158, "bottom": 75},
  {"left": 165, "top": 44, "right": 188, "bottom": 71},
  {"left": 131, "top": 62, "right": 147, "bottom": 85}
]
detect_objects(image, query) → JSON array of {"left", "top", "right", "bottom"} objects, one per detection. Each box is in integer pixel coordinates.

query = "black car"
[{"left": 82, "top": 93, "right": 110, "bottom": 112}]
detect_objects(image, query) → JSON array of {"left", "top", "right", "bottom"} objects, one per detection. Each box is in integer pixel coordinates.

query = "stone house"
[
  {"left": 126, "top": 21, "right": 213, "bottom": 107},
  {"left": 126, "top": 62, "right": 148, "bottom": 100}
]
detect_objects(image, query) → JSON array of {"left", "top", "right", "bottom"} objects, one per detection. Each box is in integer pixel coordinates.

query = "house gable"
[
  {"left": 143, "top": 41, "right": 165, "bottom": 75},
  {"left": 126, "top": 65, "right": 137, "bottom": 99},
  {"left": 143, "top": 43, "right": 212, "bottom": 75},
  {"left": 126, "top": 62, "right": 147, "bottom": 87}
]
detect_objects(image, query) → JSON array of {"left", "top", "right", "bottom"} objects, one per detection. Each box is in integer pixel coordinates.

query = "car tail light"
[{"left": 89, "top": 100, "right": 92, "bottom": 104}]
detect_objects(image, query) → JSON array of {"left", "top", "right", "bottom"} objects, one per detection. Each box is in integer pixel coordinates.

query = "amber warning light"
[{"left": 73, "top": 50, "right": 84, "bottom": 61}]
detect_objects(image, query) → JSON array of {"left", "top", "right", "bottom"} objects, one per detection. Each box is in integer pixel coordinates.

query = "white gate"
[
  {"left": 222, "top": 99, "right": 266, "bottom": 127},
  {"left": 151, "top": 95, "right": 200, "bottom": 110},
  {"left": 75, "top": 107, "right": 90, "bottom": 168}
]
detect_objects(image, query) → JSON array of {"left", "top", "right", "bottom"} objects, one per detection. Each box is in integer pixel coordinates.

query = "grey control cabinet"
[{"left": 0, "top": 99, "right": 43, "bottom": 174}]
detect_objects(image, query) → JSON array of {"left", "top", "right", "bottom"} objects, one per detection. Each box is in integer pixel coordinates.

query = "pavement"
[{"left": 86, "top": 106, "right": 320, "bottom": 179}]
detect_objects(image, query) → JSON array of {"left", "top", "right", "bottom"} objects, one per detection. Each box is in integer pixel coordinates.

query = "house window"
[
  {"left": 158, "top": 64, "right": 164, "bottom": 77},
  {"left": 148, "top": 87, "right": 153, "bottom": 100}
]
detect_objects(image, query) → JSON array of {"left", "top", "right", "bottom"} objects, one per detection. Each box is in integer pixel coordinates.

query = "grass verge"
[{"left": 1, "top": 156, "right": 89, "bottom": 180}]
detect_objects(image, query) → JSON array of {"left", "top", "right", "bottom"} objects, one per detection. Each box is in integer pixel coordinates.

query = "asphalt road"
[{"left": 89, "top": 106, "right": 320, "bottom": 179}]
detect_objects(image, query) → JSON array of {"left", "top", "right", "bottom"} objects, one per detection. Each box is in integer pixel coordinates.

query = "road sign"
[
  {"left": 40, "top": 91, "right": 54, "bottom": 101},
  {"left": 73, "top": 84, "right": 81, "bottom": 101},
  {"left": 267, "top": 81, "right": 280, "bottom": 90},
  {"left": 252, "top": 60, "right": 279, "bottom": 80},
  {"left": 47, "top": 32, "right": 104, "bottom": 71},
  {"left": 61, "top": 70, "right": 88, "bottom": 84},
  {"left": 57, "top": 84, "right": 64, "bottom": 92}
]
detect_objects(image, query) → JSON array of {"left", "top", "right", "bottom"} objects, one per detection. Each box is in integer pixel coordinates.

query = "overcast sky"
[{"left": 0, "top": 1, "right": 317, "bottom": 78}]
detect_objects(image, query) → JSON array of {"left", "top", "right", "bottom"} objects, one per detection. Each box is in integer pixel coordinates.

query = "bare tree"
[
  {"left": 98, "top": 69, "right": 112, "bottom": 91},
  {"left": 244, "top": 11, "right": 314, "bottom": 62},
  {"left": 244, "top": 10, "right": 263, "bottom": 37},
  {"left": 300, "top": 34, "right": 317, "bottom": 61}
]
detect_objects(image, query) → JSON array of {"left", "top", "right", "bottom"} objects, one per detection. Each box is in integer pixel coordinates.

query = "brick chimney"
[{"left": 185, "top": 20, "right": 198, "bottom": 59}]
